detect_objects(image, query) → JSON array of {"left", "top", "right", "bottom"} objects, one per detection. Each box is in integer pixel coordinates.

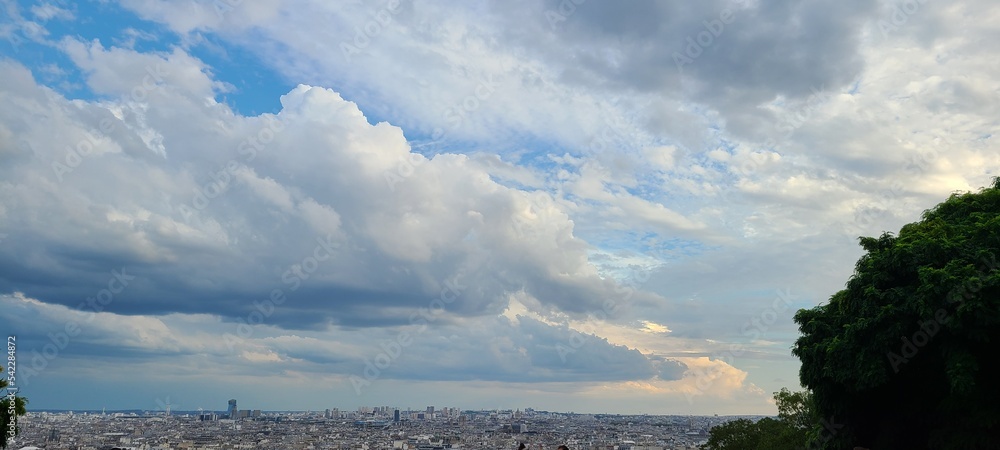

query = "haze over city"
[{"left": 1, "top": 0, "right": 998, "bottom": 417}]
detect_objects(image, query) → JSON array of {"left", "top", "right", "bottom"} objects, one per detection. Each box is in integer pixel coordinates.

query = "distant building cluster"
[
  {"left": 196, "top": 399, "right": 261, "bottom": 422},
  {"left": 11, "top": 403, "right": 739, "bottom": 449}
]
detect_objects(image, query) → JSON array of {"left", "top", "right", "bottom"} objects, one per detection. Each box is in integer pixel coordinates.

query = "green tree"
[
  {"left": 702, "top": 418, "right": 769, "bottom": 450},
  {"left": 793, "top": 177, "right": 1000, "bottom": 449},
  {"left": 774, "top": 387, "right": 816, "bottom": 431},
  {"left": 701, "top": 389, "right": 814, "bottom": 450},
  {"left": 0, "top": 368, "right": 28, "bottom": 449}
]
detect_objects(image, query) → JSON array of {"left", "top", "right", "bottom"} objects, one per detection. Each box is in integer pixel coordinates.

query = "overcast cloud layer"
[{"left": 0, "top": 0, "right": 998, "bottom": 414}]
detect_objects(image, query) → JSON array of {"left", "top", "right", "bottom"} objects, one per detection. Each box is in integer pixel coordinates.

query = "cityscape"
[{"left": 11, "top": 401, "right": 743, "bottom": 449}]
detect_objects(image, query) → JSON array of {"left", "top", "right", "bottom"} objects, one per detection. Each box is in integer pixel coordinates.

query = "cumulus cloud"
[{"left": 0, "top": 52, "right": 673, "bottom": 335}]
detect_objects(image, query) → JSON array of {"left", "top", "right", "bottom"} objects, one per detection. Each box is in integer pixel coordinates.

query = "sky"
[{"left": 0, "top": 0, "right": 997, "bottom": 416}]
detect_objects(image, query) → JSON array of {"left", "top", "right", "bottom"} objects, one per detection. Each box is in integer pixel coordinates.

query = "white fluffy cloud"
[{"left": 0, "top": 44, "right": 679, "bottom": 327}]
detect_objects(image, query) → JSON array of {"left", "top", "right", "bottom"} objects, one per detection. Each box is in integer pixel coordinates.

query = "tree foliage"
[
  {"left": 0, "top": 372, "right": 28, "bottom": 449},
  {"left": 793, "top": 177, "right": 1000, "bottom": 449},
  {"left": 701, "top": 389, "right": 814, "bottom": 450}
]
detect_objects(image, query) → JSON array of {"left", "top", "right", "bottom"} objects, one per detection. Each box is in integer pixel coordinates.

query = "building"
[
  {"left": 394, "top": 409, "right": 401, "bottom": 422},
  {"left": 228, "top": 399, "right": 238, "bottom": 419}
]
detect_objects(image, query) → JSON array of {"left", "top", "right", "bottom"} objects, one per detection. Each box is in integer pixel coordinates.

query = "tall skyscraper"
[
  {"left": 228, "top": 399, "right": 238, "bottom": 419},
  {"left": 394, "top": 409, "right": 401, "bottom": 422}
]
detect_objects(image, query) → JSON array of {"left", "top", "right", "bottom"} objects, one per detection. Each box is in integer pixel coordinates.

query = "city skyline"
[
  {"left": 8, "top": 407, "right": 726, "bottom": 449},
  {"left": 23, "top": 405, "right": 742, "bottom": 417},
  {"left": 2, "top": 0, "right": 999, "bottom": 416}
]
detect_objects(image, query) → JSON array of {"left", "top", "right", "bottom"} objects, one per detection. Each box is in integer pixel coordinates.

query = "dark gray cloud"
[
  {"left": 0, "top": 294, "right": 681, "bottom": 386},
  {"left": 484, "top": 0, "right": 877, "bottom": 141}
]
